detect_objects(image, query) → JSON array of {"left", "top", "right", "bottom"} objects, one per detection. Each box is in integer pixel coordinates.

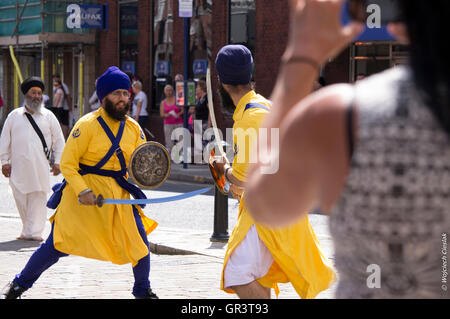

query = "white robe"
[{"left": 0, "top": 106, "right": 65, "bottom": 193}]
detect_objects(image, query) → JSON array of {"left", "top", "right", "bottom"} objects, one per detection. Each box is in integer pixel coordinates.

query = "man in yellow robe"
[
  {"left": 2, "top": 66, "right": 158, "bottom": 299},
  {"left": 213, "top": 45, "right": 336, "bottom": 298}
]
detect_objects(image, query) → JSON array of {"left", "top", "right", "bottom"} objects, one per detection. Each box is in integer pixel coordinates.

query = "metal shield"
[{"left": 128, "top": 142, "right": 171, "bottom": 189}]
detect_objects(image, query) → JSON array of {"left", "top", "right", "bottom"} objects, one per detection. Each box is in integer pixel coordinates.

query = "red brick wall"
[
  {"left": 324, "top": 48, "right": 351, "bottom": 84},
  {"left": 172, "top": 0, "right": 184, "bottom": 79},
  {"left": 98, "top": 0, "right": 119, "bottom": 75},
  {"left": 137, "top": 0, "right": 153, "bottom": 94},
  {"left": 254, "top": 0, "right": 290, "bottom": 99},
  {"left": 254, "top": 2, "right": 350, "bottom": 91},
  {"left": 210, "top": 0, "right": 230, "bottom": 132}
]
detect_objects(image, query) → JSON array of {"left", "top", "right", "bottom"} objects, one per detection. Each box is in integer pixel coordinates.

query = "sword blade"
[{"left": 100, "top": 187, "right": 212, "bottom": 206}]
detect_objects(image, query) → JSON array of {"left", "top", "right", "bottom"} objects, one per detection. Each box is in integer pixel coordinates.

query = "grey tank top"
[{"left": 330, "top": 66, "right": 450, "bottom": 299}]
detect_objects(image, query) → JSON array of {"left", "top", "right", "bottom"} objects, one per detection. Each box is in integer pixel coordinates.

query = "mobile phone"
[{"left": 348, "top": 0, "right": 403, "bottom": 25}]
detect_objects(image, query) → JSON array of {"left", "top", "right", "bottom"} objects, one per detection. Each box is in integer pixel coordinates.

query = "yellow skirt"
[
  {"left": 49, "top": 174, "right": 158, "bottom": 267},
  {"left": 221, "top": 200, "right": 336, "bottom": 298}
]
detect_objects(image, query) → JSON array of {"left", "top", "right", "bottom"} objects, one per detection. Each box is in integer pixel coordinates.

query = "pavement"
[
  {"left": 0, "top": 163, "right": 338, "bottom": 299},
  {"left": 168, "top": 162, "right": 215, "bottom": 185}
]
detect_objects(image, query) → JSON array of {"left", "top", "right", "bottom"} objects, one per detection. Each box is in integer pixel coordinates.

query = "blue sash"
[
  {"left": 47, "top": 117, "right": 147, "bottom": 209},
  {"left": 244, "top": 102, "right": 270, "bottom": 112}
]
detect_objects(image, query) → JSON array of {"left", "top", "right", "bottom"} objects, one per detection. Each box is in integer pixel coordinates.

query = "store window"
[
  {"left": 229, "top": 0, "right": 255, "bottom": 52},
  {"left": 119, "top": 0, "right": 139, "bottom": 78},
  {"left": 350, "top": 42, "right": 409, "bottom": 82},
  {"left": 190, "top": 0, "right": 212, "bottom": 79}
]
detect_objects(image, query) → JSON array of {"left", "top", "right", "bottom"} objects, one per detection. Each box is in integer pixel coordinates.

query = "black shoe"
[
  {"left": 2, "top": 282, "right": 26, "bottom": 299},
  {"left": 135, "top": 288, "right": 159, "bottom": 299}
]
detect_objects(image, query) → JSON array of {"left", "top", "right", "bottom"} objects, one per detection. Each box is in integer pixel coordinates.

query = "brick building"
[{"left": 1, "top": 0, "right": 406, "bottom": 143}]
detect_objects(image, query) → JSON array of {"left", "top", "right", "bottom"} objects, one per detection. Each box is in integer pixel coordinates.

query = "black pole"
[
  {"left": 182, "top": 17, "right": 190, "bottom": 169},
  {"left": 210, "top": 187, "right": 229, "bottom": 243}
]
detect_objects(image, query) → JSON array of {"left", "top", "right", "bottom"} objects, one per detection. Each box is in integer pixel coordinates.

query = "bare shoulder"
[
  {"left": 295, "top": 84, "right": 354, "bottom": 118},
  {"left": 282, "top": 84, "right": 355, "bottom": 137}
]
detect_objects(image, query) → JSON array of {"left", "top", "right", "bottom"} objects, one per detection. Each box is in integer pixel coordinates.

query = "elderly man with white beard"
[{"left": 0, "top": 76, "right": 65, "bottom": 241}]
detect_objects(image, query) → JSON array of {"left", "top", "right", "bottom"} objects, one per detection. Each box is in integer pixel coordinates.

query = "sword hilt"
[{"left": 96, "top": 194, "right": 105, "bottom": 207}]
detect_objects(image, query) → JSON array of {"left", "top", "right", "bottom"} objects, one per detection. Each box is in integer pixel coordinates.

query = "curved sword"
[
  {"left": 206, "top": 62, "right": 231, "bottom": 194},
  {"left": 95, "top": 187, "right": 213, "bottom": 207},
  {"left": 206, "top": 63, "right": 226, "bottom": 158}
]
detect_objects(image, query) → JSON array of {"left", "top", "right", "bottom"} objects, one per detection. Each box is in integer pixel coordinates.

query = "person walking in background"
[
  {"left": 160, "top": 84, "right": 183, "bottom": 158},
  {"left": 174, "top": 74, "right": 184, "bottom": 82},
  {"left": 0, "top": 89, "right": 5, "bottom": 108},
  {"left": 189, "top": 79, "right": 210, "bottom": 163},
  {"left": 246, "top": 0, "right": 450, "bottom": 299},
  {"left": 52, "top": 75, "right": 72, "bottom": 139},
  {"left": 0, "top": 77, "right": 65, "bottom": 242},
  {"left": 131, "top": 81, "right": 149, "bottom": 129}
]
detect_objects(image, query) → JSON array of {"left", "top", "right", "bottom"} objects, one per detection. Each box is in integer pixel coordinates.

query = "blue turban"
[
  {"left": 215, "top": 45, "right": 253, "bottom": 86},
  {"left": 96, "top": 66, "right": 131, "bottom": 102}
]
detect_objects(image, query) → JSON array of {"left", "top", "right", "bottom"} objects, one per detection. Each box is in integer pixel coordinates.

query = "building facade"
[{"left": 1, "top": 0, "right": 408, "bottom": 143}]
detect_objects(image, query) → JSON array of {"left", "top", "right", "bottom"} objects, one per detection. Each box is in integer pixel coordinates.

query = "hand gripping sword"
[
  {"left": 206, "top": 63, "right": 231, "bottom": 195},
  {"left": 95, "top": 187, "right": 212, "bottom": 208}
]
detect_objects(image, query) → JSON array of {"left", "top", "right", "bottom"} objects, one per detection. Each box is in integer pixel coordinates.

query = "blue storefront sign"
[
  {"left": 193, "top": 60, "right": 208, "bottom": 75},
  {"left": 67, "top": 4, "right": 109, "bottom": 30},
  {"left": 341, "top": 1, "right": 395, "bottom": 41},
  {"left": 122, "top": 61, "right": 136, "bottom": 75},
  {"left": 156, "top": 61, "right": 170, "bottom": 76}
]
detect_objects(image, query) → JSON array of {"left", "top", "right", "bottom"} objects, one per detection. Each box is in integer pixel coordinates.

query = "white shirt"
[
  {"left": 0, "top": 106, "right": 65, "bottom": 193},
  {"left": 53, "top": 83, "right": 70, "bottom": 110},
  {"left": 132, "top": 91, "right": 148, "bottom": 117},
  {"left": 89, "top": 91, "right": 101, "bottom": 110},
  {"left": 54, "top": 88, "right": 65, "bottom": 108}
]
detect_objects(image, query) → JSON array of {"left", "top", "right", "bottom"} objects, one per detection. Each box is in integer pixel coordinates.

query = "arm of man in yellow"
[
  {"left": 134, "top": 124, "right": 147, "bottom": 149},
  {"left": 60, "top": 120, "right": 92, "bottom": 196}
]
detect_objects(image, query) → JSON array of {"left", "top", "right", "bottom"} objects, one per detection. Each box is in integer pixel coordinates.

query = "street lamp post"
[
  {"left": 210, "top": 188, "right": 229, "bottom": 243},
  {"left": 182, "top": 17, "right": 190, "bottom": 169}
]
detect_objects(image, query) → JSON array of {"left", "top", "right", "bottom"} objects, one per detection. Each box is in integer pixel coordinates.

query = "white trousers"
[
  {"left": 224, "top": 225, "right": 274, "bottom": 289},
  {"left": 10, "top": 183, "right": 48, "bottom": 238}
]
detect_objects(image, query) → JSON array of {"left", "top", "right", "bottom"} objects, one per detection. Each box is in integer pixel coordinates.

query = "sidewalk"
[
  {"left": 167, "top": 162, "right": 214, "bottom": 185},
  {"left": 0, "top": 164, "right": 337, "bottom": 299}
]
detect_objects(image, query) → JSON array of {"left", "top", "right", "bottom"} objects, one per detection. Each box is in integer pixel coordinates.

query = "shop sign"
[
  {"left": 67, "top": 4, "right": 109, "bottom": 29},
  {"left": 193, "top": 60, "right": 208, "bottom": 75},
  {"left": 179, "top": 0, "right": 193, "bottom": 18},
  {"left": 156, "top": 61, "right": 170, "bottom": 76},
  {"left": 122, "top": 62, "right": 136, "bottom": 76},
  {"left": 342, "top": 1, "right": 395, "bottom": 41}
]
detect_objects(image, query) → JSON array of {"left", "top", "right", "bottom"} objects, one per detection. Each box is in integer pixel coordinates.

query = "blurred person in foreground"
[{"left": 246, "top": 0, "right": 450, "bottom": 299}]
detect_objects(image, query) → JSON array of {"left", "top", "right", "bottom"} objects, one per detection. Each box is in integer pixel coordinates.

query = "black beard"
[
  {"left": 218, "top": 83, "right": 236, "bottom": 113},
  {"left": 104, "top": 98, "right": 129, "bottom": 121}
]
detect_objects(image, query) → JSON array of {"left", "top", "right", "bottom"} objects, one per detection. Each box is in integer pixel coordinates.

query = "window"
[
  {"left": 119, "top": 0, "right": 139, "bottom": 77},
  {"left": 229, "top": 0, "right": 255, "bottom": 52}
]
